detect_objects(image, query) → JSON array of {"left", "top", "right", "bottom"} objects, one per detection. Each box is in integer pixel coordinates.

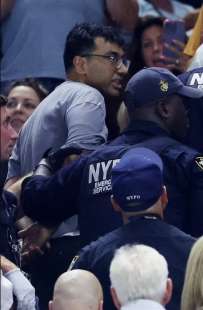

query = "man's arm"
[
  {"left": 65, "top": 90, "right": 107, "bottom": 149},
  {"left": 5, "top": 137, "right": 22, "bottom": 190},
  {"left": 7, "top": 152, "right": 84, "bottom": 260},
  {"left": 20, "top": 155, "right": 87, "bottom": 226},
  {"left": 1, "top": 256, "right": 36, "bottom": 310},
  {"left": 105, "top": 0, "right": 139, "bottom": 31},
  {"left": 6, "top": 173, "right": 32, "bottom": 206}
]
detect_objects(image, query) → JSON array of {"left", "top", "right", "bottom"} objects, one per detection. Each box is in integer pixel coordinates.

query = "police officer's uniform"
[
  {"left": 72, "top": 214, "right": 195, "bottom": 310},
  {"left": 0, "top": 189, "right": 20, "bottom": 265},
  {"left": 110, "top": 120, "right": 203, "bottom": 237},
  {"left": 178, "top": 67, "right": 203, "bottom": 152},
  {"left": 21, "top": 120, "right": 203, "bottom": 246},
  {"left": 21, "top": 67, "right": 203, "bottom": 245}
]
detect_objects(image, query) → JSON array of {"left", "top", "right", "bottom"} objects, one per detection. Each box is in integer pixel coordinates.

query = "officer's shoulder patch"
[
  {"left": 160, "top": 80, "right": 168, "bottom": 92},
  {"left": 68, "top": 255, "right": 80, "bottom": 271},
  {"left": 195, "top": 157, "right": 203, "bottom": 170}
]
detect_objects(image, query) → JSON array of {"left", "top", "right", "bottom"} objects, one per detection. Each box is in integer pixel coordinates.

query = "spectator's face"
[
  {"left": 0, "top": 106, "right": 17, "bottom": 160},
  {"left": 82, "top": 37, "right": 129, "bottom": 97},
  {"left": 7, "top": 86, "right": 41, "bottom": 133},
  {"left": 141, "top": 25, "right": 164, "bottom": 68}
]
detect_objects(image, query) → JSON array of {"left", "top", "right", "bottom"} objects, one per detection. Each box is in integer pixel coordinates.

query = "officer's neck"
[{"left": 122, "top": 205, "right": 164, "bottom": 224}]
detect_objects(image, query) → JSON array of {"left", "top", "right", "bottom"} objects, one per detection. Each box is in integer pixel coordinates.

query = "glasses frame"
[{"left": 81, "top": 53, "right": 130, "bottom": 69}]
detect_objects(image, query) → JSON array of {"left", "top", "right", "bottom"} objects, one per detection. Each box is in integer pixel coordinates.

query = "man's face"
[
  {"left": 82, "top": 37, "right": 129, "bottom": 97},
  {"left": 164, "top": 94, "right": 189, "bottom": 141},
  {"left": 0, "top": 106, "right": 17, "bottom": 160}
]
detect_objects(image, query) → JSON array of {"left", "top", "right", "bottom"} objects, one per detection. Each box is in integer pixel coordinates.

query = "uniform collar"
[
  {"left": 123, "top": 120, "right": 170, "bottom": 138},
  {"left": 129, "top": 213, "right": 162, "bottom": 222}
]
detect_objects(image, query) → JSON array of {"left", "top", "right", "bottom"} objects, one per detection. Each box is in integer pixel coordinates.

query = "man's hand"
[
  {"left": 18, "top": 223, "right": 55, "bottom": 263},
  {"left": 160, "top": 40, "right": 190, "bottom": 73}
]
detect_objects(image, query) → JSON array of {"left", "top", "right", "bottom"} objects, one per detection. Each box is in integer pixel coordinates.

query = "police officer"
[
  {"left": 71, "top": 148, "right": 195, "bottom": 310},
  {"left": 0, "top": 95, "right": 19, "bottom": 265},
  {"left": 109, "top": 67, "right": 203, "bottom": 236},
  {"left": 21, "top": 67, "right": 203, "bottom": 247},
  {"left": 178, "top": 66, "right": 203, "bottom": 152}
]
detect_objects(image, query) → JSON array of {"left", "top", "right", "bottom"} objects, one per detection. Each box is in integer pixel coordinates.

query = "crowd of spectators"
[{"left": 1, "top": 1, "right": 203, "bottom": 309}]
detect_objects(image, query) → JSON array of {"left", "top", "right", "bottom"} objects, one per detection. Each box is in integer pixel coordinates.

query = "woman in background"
[
  {"left": 128, "top": 16, "right": 188, "bottom": 77},
  {"left": 6, "top": 78, "right": 48, "bottom": 133}
]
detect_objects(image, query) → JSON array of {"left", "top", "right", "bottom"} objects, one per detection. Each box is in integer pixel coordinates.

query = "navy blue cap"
[
  {"left": 125, "top": 67, "right": 203, "bottom": 108},
  {"left": 111, "top": 147, "right": 164, "bottom": 212},
  {"left": 178, "top": 67, "right": 203, "bottom": 91}
]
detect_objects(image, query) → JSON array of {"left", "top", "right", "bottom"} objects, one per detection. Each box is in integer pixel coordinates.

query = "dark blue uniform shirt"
[
  {"left": 21, "top": 120, "right": 203, "bottom": 244},
  {"left": 0, "top": 189, "right": 20, "bottom": 265},
  {"left": 72, "top": 215, "right": 195, "bottom": 310},
  {"left": 179, "top": 67, "right": 203, "bottom": 152}
]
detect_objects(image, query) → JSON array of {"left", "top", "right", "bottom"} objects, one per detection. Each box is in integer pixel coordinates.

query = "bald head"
[{"left": 49, "top": 269, "right": 103, "bottom": 310}]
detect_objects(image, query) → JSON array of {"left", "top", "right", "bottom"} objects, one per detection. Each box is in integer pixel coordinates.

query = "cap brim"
[{"left": 177, "top": 84, "right": 203, "bottom": 99}]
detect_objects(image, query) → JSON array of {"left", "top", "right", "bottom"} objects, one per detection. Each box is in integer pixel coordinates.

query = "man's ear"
[
  {"left": 98, "top": 299, "right": 103, "bottom": 310},
  {"left": 48, "top": 300, "right": 53, "bottom": 310},
  {"left": 111, "top": 196, "right": 122, "bottom": 213},
  {"left": 72, "top": 56, "right": 87, "bottom": 75},
  {"left": 160, "top": 186, "right": 168, "bottom": 210},
  {"left": 110, "top": 287, "right": 121, "bottom": 310},
  {"left": 156, "top": 100, "right": 170, "bottom": 120},
  {"left": 162, "top": 278, "right": 173, "bottom": 306}
]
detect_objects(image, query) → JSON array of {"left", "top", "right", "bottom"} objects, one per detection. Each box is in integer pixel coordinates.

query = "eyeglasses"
[{"left": 81, "top": 53, "right": 130, "bottom": 69}]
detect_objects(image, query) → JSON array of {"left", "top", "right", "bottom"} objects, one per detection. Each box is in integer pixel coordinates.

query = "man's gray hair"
[{"left": 109, "top": 244, "right": 169, "bottom": 305}]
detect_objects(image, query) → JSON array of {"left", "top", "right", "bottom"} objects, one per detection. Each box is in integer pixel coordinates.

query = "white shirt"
[
  {"left": 138, "top": 0, "right": 194, "bottom": 20},
  {"left": 5, "top": 269, "right": 36, "bottom": 310}
]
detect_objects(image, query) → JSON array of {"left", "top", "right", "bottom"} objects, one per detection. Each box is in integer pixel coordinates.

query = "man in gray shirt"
[
  {"left": 6, "top": 23, "right": 129, "bottom": 185},
  {"left": 5, "top": 23, "right": 129, "bottom": 309}
]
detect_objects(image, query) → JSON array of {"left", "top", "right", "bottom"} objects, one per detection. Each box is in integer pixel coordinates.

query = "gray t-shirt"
[{"left": 7, "top": 80, "right": 107, "bottom": 179}]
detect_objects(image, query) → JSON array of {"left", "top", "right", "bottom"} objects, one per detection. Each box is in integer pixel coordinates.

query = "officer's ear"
[
  {"left": 110, "top": 287, "right": 121, "bottom": 310},
  {"left": 156, "top": 99, "right": 170, "bottom": 120},
  {"left": 111, "top": 195, "right": 122, "bottom": 213},
  {"left": 48, "top": 300, "right": 53, "bottom": 310},
  {"left": 160, "top": 186, "right": 168, "bottom": 210}
]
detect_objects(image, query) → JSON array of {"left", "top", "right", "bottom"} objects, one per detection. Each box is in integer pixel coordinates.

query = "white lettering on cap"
[
  {"left": 189, "top": 73, "right": 203, "bottom": 87},
  {"left": 126, "top": 195, "right": 141, "bottom": 201}
]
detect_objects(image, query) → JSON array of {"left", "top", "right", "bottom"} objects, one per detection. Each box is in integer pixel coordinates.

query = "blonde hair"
[{"left": 181, "top": 236, "right": 203, "bottom": 310}]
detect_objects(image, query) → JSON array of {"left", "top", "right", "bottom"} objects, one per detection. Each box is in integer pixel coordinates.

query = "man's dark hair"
[
  {"left": 0, "top": 95, "right": 8, "bottom": 107},
  {"left": 7, "top": 78, "right": 49, "bottom": 101},
  {"left": 63, "top": 23, "right": 125, "bottom": 73}
]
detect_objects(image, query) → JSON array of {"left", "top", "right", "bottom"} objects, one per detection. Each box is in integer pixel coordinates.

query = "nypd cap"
[
  {"left": 178, "top": 67, "right": 203, "bottom": 91},
  {"left": 125, "top": 67, "right": 203, "bottom": 108},
  {"left": 111, "top": 147, "right": 164, "bottom": 212}
]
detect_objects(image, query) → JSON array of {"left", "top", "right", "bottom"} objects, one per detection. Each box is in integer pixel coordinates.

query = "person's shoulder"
[
  {"left": 87, "top": 143, "right": 132, "bottom": 162},
  {"left": 161, "top": 221, "right": 196, "bottom": 244},
  {"left": 164, "top": 140, "right": 201, "bottom": 163},
  {"left": 66, "top": 80, "right": 104, "bottom": 99}
]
